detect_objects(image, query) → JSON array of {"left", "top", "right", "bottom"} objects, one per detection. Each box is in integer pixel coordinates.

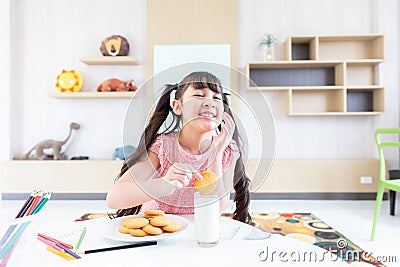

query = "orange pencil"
[{"left": 25, "top": 191, "right": 43, "bottom": 216}]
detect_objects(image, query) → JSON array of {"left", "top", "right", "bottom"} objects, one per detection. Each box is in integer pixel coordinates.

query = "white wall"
[
  {"left": 0, "top": 0, "right": 11, "bottom": 197},
  {"left": 10, "top": 0, "right": 147, "bottom": 159},
  {"left": 238, "top": 0, "right": 399, "bottom": 167},
  {"left": 4, "top": 0, "right": 400, "bottom": 168},
  {"left": 0, "top": 0, "right": 11, "bottom": 161}
]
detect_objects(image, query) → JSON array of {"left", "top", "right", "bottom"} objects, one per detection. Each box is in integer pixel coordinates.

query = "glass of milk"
[{"left": 194, "top": 191, "right": 220, "bottom": 247}]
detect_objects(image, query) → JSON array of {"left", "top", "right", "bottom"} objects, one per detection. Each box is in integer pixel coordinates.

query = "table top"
[{"left": 1, "top": 209, "right": 349, "bottom": 267}]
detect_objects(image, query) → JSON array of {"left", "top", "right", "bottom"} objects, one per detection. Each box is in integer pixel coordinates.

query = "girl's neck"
[{"left": 178, "top": 128, "right": 213, "bottom": 155}]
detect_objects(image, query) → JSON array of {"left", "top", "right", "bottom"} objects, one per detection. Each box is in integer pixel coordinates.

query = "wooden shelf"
[
  {"left": 285, "top": 34, "right": 384, "bottom": 61},
  {"left": 248, "top": 34, "right": 384, "bottom": 116},
  {"left": 247, "top": 61, "right": 344, "bottom": 89},
  {"left": 346, "top": 87, "right": 384, "bottom": 113},
  {"left": 287, "top": 88, "right": 345, "bottom": 115},
  {"left": 288, "top": 112, "right": 383, "bottom": 116},
  {"left": 48, "top": 91, "right": 137, "bottom": 99},
  {"left": 80, "top": 56, "right": 139, "bottom": 65}
]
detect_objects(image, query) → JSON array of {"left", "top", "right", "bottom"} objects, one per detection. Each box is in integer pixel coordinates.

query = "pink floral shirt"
[{"left": 140, "top": 132, "right": 239, "bottom": 214}]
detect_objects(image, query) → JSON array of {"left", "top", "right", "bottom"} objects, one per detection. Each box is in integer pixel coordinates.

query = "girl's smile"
[{"left": 173, "top": 85, "right": 224, "bottom": 132}]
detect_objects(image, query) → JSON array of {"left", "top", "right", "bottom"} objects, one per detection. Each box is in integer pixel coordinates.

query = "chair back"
[{"left": 375, "top": 128, "right": 400, "bottom": 181}]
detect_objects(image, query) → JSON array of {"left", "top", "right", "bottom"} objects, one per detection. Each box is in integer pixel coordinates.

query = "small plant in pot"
[{"left": 260, "top": 33, "right": 277, "bottom": 61}]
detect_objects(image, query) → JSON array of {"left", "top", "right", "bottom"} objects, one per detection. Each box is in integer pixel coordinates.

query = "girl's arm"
[
  {"left": 208, "top": 153, "right": 238, "bottom": 213},
  {"left": 107, "top": 151, "right": 193, "bottom": 209},
  {"left": 207, "top": 112, "right": 238, "bottom": 213}
]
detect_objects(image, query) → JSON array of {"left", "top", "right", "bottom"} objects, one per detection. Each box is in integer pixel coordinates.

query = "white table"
[{"left": 0, "top": 204, "right": 349, "bottom": 267}]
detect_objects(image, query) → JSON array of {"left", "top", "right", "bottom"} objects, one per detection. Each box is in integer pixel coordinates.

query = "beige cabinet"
[{"left": 247, "top": 34, "right": 384, "bottom": 116}]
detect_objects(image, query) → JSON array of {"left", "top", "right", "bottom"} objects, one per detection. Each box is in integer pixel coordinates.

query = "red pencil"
[
  {"left": 25, "top": 191, "right": 43, "bottom": 216},
  {"left": 37, "top": 233, "right": 73, "bottom": 249}
]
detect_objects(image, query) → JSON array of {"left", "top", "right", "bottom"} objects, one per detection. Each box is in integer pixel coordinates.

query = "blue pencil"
[
  {"left": 0, "top": 191, "right": 36, "bottom": 248},
  {"left": 31, "top": 192, "right": 52, "bottom": 214},
  {"left": 0, "top": 190, "right": 51, "bottom": 260},
  {"left": 0, "top": 222, "right": 30, "bottom": 259}
]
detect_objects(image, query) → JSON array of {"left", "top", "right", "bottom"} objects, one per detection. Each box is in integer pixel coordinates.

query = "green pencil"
[
  {"left": 33, "top": 192, "right": 52, "bottom": 214},
  {"left": 74, "top": 227, "right": 87, "bottom": 253}
]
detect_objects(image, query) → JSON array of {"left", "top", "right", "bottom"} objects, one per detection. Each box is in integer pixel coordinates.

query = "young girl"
[{"left": 106, "top": 71, "right": 252, "bottom": 223}]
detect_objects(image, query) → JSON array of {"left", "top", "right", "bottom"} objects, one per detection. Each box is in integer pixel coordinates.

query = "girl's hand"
[
  {"left": 213, "top": 112, "right": 235, "bottom": 155},
  {"left": 162, "top": 163, "right": 202, "bottom": 188}
]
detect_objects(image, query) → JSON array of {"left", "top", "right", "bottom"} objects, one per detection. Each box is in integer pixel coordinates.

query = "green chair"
[{"left": 371, "top": 128, "right": 400, "bottom": 241}]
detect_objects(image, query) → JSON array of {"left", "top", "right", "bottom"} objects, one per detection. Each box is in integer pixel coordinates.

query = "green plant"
[{"left": 260, "top": 33, "right": 277, "bottom": 47}]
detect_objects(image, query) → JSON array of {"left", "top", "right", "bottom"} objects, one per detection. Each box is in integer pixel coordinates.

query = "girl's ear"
[{"left": 171, "top": 99, "right": 182, "bottom": 115}]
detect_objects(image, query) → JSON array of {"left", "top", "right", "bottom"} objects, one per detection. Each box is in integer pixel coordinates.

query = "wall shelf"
[
  {"left": 247, "top": 34, "right": 384, "bottom": 116},
  {"left": 48, "top": 91, "right": 137, "bottom": 99},
  {"left": 80, "top": 56, "right": 139, "bottom": 65}
]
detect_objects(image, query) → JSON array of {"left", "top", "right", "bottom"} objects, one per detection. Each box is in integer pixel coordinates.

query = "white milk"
[{"left": 194, "top": 192, "right": 220, "bottom": 247}]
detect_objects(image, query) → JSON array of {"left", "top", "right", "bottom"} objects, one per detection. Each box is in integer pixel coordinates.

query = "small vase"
[{"left": 264, "top": 45, "right": 274, "bottom": 61}]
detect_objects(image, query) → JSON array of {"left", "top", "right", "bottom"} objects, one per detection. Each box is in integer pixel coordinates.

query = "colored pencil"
[
  {"left": 56, "top": 243, "right": 81, "bottom": 259},
  {"left": 0, "top": 190, "right": 51, "bottom": 262},
  {"left": 32, "top": 192, "right": 52, "bottom": 214},
  {"left": 46, "top": 246, "right": 76, "bottom": 261},
  {"left": 17, "top": 195, "right": 35, "bottom": 218},
  {"left": 37, "top": 236, "right": 63, "bottom": 252},
  {"left": 78, "top": 241, "right": 157, "bottom": 254},
  {"left": 0, "top": 222, "right": 30, "bottom": 259},
  {"left": 37, "top": 233, "right": 73, "bottom": 249},
  {"left": 24, "top": 191, "right": 43, "bottom": 216},
  {"left": 0, "top": 242, "right": 17, "bottom": 266},
  {"left": 15, "top": 191, "right": 36, "bottom": 218},
  {"left": 73, "top": 227, "right": 87, "bottom": 253},
  {"left": 0, "top": 191, "right": 37, "bottom": 249},
  {"left": 38, "top": 237, "right": 81, "bottom": 259}
]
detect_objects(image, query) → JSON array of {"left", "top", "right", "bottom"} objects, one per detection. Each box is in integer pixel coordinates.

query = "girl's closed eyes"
[{"left": 192, "top": 93, "right": 222, "bottom": 101}]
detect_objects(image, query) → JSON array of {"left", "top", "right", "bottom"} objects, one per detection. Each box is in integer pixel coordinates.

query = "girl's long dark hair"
[{"left": 114, "top": 71, "right": 252, "bottom": 224}]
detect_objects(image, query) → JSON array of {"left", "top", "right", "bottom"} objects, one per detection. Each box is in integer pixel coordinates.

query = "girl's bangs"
[{"left": 191, "top": 79, "right": 222, "bottom": 94}]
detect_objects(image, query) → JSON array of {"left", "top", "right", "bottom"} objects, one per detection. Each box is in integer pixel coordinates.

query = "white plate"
[{"left": 98, "top": 214, "right": 189, "bottom": 242}]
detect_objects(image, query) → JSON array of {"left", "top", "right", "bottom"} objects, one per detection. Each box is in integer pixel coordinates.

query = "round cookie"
[
  {"left": 142, "top": 224, "right": 163, "bottom": 235},
  {"left": 194, "top": 171, "right": 218, "bottom": 194},
  {"left": 129, "top": 228, "right": 148, "bottom": 237},
  {"left": 150, "top": 216, "right": 172, "bottom": 227},
  {"left": 118, "top": 226, "right": 130, "bottom": 234},
  {"left": 144, "top": 210, "right": 165, "bottom": 217},
  {"left": 162, "top": 221, "right": 182, "bottom": 232},
  {"left": 123, "top": 217, "right": 149, "bottom": 229}
]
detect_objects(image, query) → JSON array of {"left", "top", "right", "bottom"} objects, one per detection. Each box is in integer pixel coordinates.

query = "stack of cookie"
[{"left": 118, "top": 210, "right": 182, "bottom": 237}]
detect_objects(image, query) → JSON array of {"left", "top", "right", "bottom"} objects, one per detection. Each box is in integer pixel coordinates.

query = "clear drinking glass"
[{"left": 194, "top": 191, "right": 220, "bottom": 247}]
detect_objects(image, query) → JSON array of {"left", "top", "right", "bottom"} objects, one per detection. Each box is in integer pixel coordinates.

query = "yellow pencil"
[{"left": 46, "top": 246, "right": 76, "bottom": 261}]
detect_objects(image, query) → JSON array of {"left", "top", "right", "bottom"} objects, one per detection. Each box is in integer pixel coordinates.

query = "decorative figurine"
[
  {"left": 14, "top": 122, "right": 81, "bottom": 160},
  {"left": 99, "top": 35, "right": 130, "bottom": 56},
  {"left": 112, "top": 145, "right": 136, "bottom": 160},
  {"left": 55, "top": 70, "right": 83, "bottom": 92},
  {"left": 97, "top": 78, "right": 137, "bottom": 92}
]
